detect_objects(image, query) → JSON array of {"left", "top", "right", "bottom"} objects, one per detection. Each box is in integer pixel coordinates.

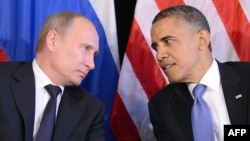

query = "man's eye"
[
  {"left": 154, "top": 46, "right": 159, "bottom": 51},
  {"left": 151, "top": 44, "right": 158, "bottom": 51},
  {"left": 164, "top": 39, "right": 170, "bottom": 44},
  {"left": 164, "top": 37, "right": 176, "bottom": 45},
  {"left": 83, "top": 45, "right": 91, "bottom": 50}
]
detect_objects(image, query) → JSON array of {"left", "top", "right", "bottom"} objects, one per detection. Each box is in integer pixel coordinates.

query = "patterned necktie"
[
  {"left": 191, "top": 84, "right": 214, "bottom": 141},
  {"left": 36, "top": 84, "right": 61, "bottom": 141}
]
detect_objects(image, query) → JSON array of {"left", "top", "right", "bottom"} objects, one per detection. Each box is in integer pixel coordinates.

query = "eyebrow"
[
  {"left": 81, "top": 43, "right": 99, "bottom": 55},
  {"left": 151, "top": 35, "right": 175, "bottom": 48},
  {"left": 160, "top": 35, "right": 175, "bottom": 41}
]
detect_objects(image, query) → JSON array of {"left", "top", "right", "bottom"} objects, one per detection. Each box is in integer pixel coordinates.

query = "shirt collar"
[
  {"left": 188, "top": 59, "right": 220, "bottom": 94},
  {"left": 32, "top": 59, "right": 64, "bottom": 93},
  {"left": 200, "top": 59, "right": 220, "bottom": 93}
]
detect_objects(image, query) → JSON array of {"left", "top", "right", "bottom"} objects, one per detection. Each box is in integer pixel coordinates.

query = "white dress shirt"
[{"left": 188, "top": 59, "right": 231, "bottom": 141}]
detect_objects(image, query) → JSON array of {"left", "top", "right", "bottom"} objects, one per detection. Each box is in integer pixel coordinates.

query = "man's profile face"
[{"left": 53, "top": 17, "right": 99, "bottom": 86}]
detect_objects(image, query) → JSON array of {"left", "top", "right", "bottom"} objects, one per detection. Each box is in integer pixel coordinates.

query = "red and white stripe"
[{"left": 110, "top": 0, "right": 250, "bottom": 140}]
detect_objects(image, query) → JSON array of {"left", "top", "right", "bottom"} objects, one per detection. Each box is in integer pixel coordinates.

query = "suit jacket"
[
  {"left": 0, "top": 61, "right": 105, "bottom": 141},
  {"left": 148, "top": 61, "right": 250, "bottom": 141}
]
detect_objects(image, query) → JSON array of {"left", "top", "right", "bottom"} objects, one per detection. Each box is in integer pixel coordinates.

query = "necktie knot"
[
  {"left": 193, "top": 84, "right": 206, "bottom": 98},
  {"left": 45, "top": 84, "right": 61, "bottom": 98}
]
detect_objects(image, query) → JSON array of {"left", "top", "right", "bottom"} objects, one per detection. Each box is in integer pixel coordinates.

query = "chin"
[
  {"left": 68, "top": 79, "right": 81, "bottom": 86},
  {"left": 167, "top": 77, "right": 178, "bottom": 84},
  {"left": 71, "top": 76, "right": 85, "bottom": 86},
  {"left": 74, "top": 81, "right": 82, "bottom": 86}
]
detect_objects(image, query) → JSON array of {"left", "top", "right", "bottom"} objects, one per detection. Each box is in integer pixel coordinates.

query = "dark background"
[{"left": 115, "top": 0, "right": 137, "bottom": 64}]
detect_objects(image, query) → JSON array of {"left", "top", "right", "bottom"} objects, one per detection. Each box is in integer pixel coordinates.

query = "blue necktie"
[
  {"left": 191, "top": 84, "right": 214, "bottom": 141},
  {"left": 36, "top": 84, "right": 61, "bottom": 141}
]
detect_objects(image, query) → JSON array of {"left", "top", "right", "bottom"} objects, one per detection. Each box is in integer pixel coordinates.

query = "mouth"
[
  {"left": 78, "top": 70, "right": 87, "bottom": 78},
  {"left": 161, "top": 63, "right": 175, "bottom": 71}
]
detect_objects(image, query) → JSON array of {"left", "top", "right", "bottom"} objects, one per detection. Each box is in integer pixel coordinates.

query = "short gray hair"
[{"left": 36, "top": 11, "right": 84, "bottom": 52}]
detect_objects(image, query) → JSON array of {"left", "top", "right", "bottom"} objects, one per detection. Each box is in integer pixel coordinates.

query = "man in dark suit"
[
  {"left": 0, "top": 11, "right": 105, "bottom": 141},
  {"left": 148, "top": 5, "right": 250, "bottom": 141}
]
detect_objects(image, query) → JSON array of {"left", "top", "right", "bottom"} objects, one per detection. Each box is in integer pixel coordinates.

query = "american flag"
[{"left": 110, "top": 0, "right": 250, "bottom": 141}]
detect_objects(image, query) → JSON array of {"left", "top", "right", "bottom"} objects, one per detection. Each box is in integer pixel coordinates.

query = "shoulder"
[
  {"left": 0, "top": 61, "right": 30, "bottom": 77},
  {"left": 64, "top": 86, "right": 104, "bottom": 108},
  {"left": 0, "top": 61, "right": 29, "bottom": 71},
  {"left": 222, "top": 61, "right": 250, "bottom": 77},
  {"left": 223, "top": 61, "right": 250, "bottom": 70},
  {"left": 149, "top": 83, "right": 187, "bottom": 105},
  {"left": 63, "top": 86, "right": 105, "bottom": 118}
]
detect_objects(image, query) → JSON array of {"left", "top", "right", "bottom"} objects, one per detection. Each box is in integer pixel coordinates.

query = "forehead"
[
  {"left": 151, "top": 17, "right": 177, "bottom": 35},
  {"left": 68, "top": 17, "right": 96, "bottom": 33},
  {"left": 152, "top": 16, "right": 184, "bottom": 30},
  {"left": 151, "top": 16, "right": 191, "bottom": 36},
  {"left": 67, "top": 17, "right": 99, "bottom": 48}
]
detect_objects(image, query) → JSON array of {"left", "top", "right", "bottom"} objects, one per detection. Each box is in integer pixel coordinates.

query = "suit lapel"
[
  {"left": 53, "top": 87, "right": 85, "bottom": 141},
  {"left": 172, "top": 83, "right": 194, "bottom": 141},
  {"left": 219, "top": 62, "right": 248, "bottom": 124},
  {"left": 168, "top": 62, "right": 248, "bottom": 141},
  {"left": 11, "top": 62, "right": 35, "bottom": 141}
]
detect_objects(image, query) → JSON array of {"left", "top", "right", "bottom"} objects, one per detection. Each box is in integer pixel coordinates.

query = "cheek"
[
  {"left": 66, "top": 46, "right": 83, "bottom": 59},
  {"left": 82, "top": 49, "right": 96, "bottom": 60},
  {"left": 58, "top": 49, "right": 80, "bottom": 68}
]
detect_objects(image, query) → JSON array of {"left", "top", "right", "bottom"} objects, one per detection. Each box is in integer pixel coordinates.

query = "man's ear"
[
  {"left": 198, "top": 30, "right": 210, "bottom": 50},
  {"left": 46, "top": 30, "right": 58, "bottom": 51}
]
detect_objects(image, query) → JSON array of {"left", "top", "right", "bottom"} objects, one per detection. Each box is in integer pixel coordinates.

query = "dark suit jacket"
[
  {"left": 0, "top": 61, "right": 105, "bottom": 141},
  {"left": 148, "top": 61, "right": 250, "bottom": 141}
]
